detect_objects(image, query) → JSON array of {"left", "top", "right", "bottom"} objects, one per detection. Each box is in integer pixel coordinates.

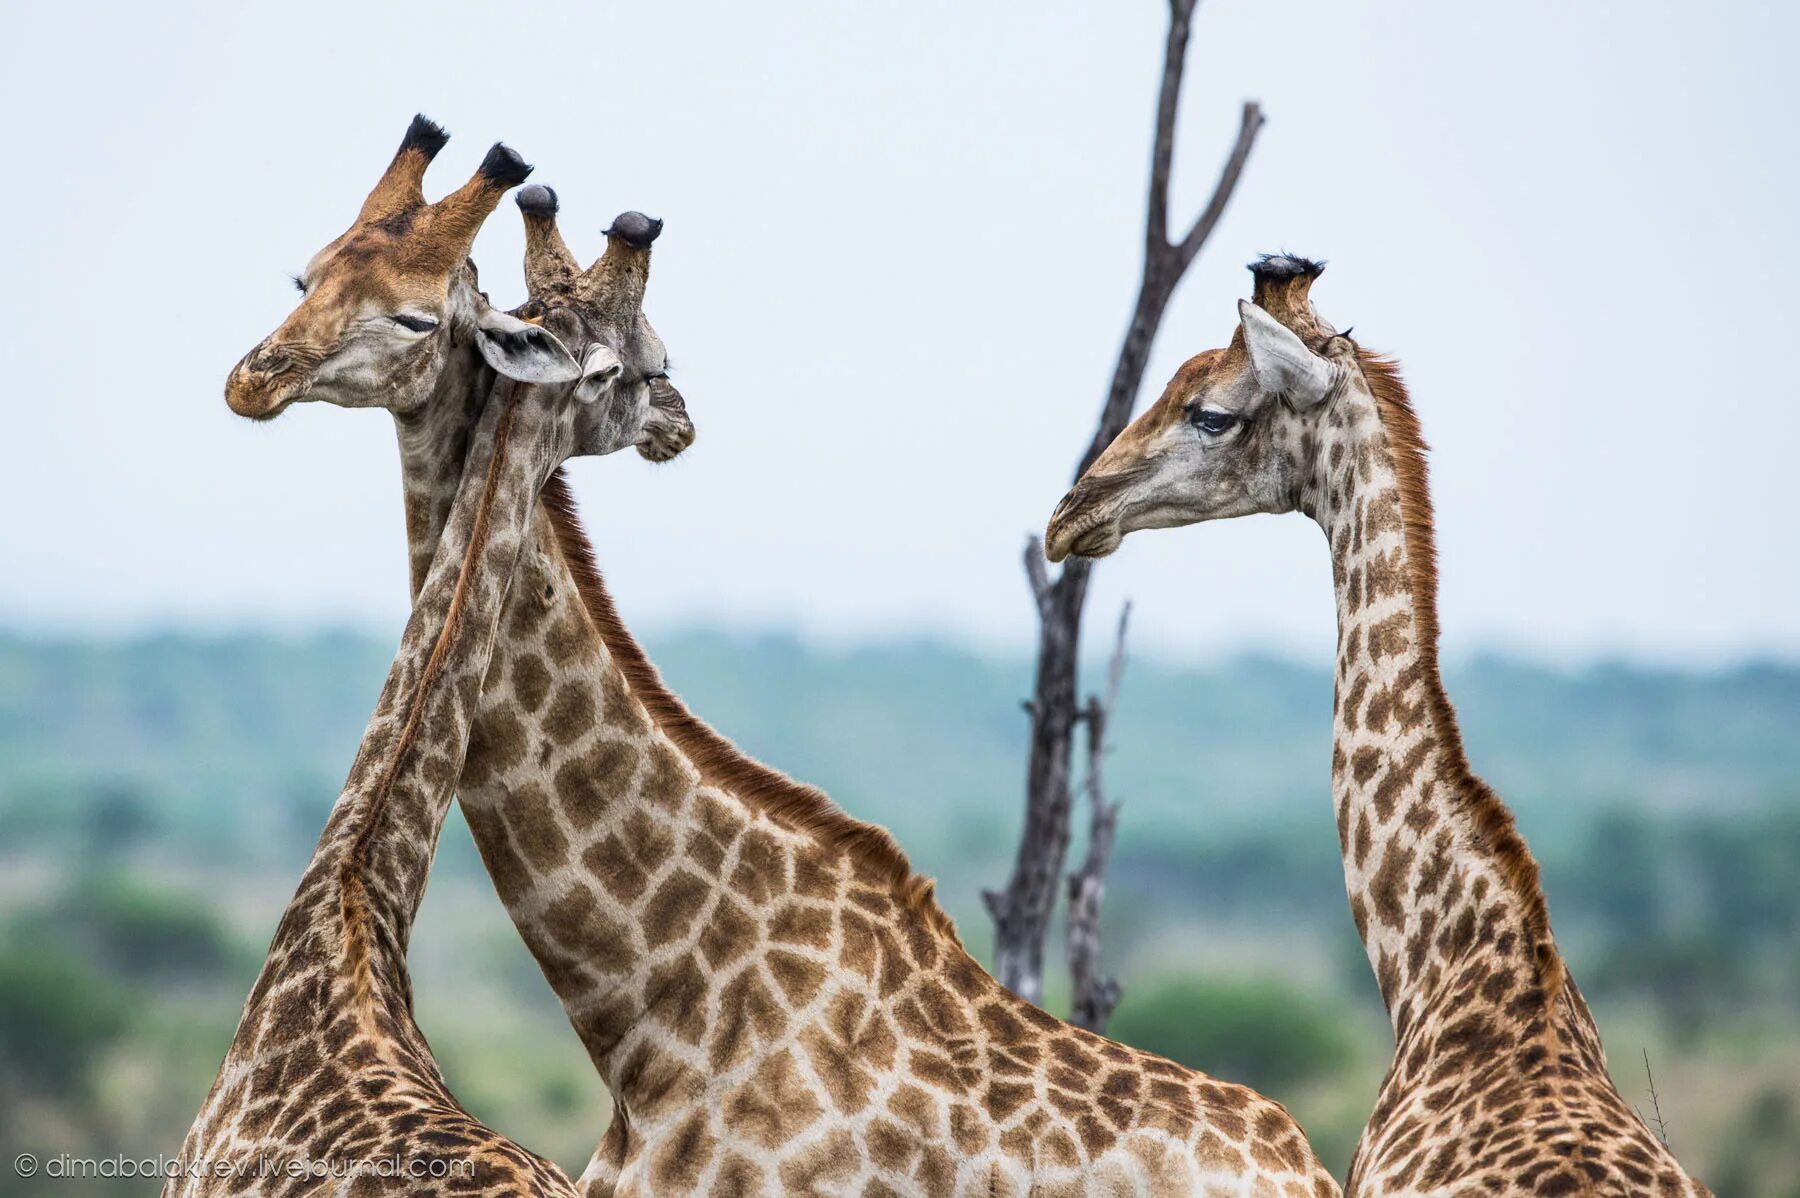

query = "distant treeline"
[{"left": 4, "top": 628, "right": 1796, "bottom": 854}]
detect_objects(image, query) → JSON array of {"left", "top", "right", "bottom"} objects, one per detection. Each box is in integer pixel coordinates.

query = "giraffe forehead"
[
  {"left": 1138, "top": 347, "right": 1249, "bottom": 432},
  {"left": 305, "top": 215, "right": 453, "bottom": 300},
  {"left": 284, "top": 278, "right": 422, "bottom": 344}
]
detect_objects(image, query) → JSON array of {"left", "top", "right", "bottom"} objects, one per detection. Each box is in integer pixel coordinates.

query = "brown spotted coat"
[
  {"left": 171, "top": 371, "right": 602, "bottom": 1196},
  {"left": 377, "top": 203, "right": 1342, "bottom": 1197}
]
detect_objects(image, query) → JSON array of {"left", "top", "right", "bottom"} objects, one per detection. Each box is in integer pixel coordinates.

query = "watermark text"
[{"left": 11, "top": 1151, "right": 476, "bottom": 1182}]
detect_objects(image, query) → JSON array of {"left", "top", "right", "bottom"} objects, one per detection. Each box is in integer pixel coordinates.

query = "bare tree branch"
[
  {"left": 1174, "top": 101, "right": 1264, "bottom": 273},
  {"left": 1145, "top": 0, "right": 1198, "bottom": 253},
  {"left": 1067, "top": 603, "right": 1131, "bottom": 1032},
  {"left": 984, "top": 545, "right": 1084, "bottom": 1000},
  {"left": 988, "top": 0, "right": 1262, "bottom": 1007},
  {"left": 1081, "top": 106, "right": 1263, "bottom": 482}
]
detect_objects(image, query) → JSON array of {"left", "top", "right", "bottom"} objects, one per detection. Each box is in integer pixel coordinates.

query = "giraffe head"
[
  {"left": 225, "top": 115, "right": 580, "bottom": 421},
  {"left": 1045, "top": 254, "right": 1364, "bottom": 561},
  {"left": 513, "top": 185, "right": 695, "bottom": 462}
]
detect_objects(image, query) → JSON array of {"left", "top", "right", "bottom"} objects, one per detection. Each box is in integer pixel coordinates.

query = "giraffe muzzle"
[
  {"left": 225, "top": 345, "right": 315, "bottom": 420},
  {"left": 248, "top": 346, "right": 293, "bottom": 377},
  {"left": 636, "top": 377, "right": 695, "bottom": 463},
  {"left": 1045, "top": 477, "right": 1130, "bottom": 562}
]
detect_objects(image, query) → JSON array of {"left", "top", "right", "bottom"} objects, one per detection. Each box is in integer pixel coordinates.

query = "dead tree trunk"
[{"left": 983, "top": 0, "right": 1264, "bottom": 1013}]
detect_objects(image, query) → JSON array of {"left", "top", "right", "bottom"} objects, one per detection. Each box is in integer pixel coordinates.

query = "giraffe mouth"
[
  {"left": 1046, "top": 473, "right": 1139, "bottom": 562},
  {"left": 226, "top": 361, "right": 317, "bottom": 421},
  {"left": 636, "top": 379, "right": 695, "bottom": 462},
  {"left": 1068, "top": 520, "right": 1124, "bottom": 559},
  {"left": 1047, "top": 513, "right": 1124, "bottom": 562},
  {"left": 635, "top": 422, "right": 693, "bottom": 463}
]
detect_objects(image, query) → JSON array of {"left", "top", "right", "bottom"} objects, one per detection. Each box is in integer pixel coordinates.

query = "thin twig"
[
  {"left": 1067, "top": 603, "right": 1131, "bottom": 1032},
  {"left": 1102, "top": 601, "right": 1131, "bottom": 715},
  {"left": 1173, "top": 102, "right": 1264, "bottom": 273},
  {"left": 1640, "top": 1048, "right": 1671, "bottom": 1148}
]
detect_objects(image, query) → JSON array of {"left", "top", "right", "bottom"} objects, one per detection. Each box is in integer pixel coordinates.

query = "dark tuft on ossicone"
[
  {"left": 605, "top": 211, "right": 663, "bottom": 248},
  {"left": 1248, "top": 252, "right": 1326, "bottom": 282},
  {"left": 477, "top": 143, "right": 533, "bottom": 189},
  {"left": 399, "top": 114, "right": 450, "bottom": 160},
  {"left": 516, "top": 184, "right": 559, "bottom": 217}
]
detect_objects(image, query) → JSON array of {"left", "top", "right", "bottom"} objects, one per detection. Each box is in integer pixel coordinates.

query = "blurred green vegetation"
[
  {"left": 1, "top": 631, "right": 1797, "bottom": 1192},
  {"left": 0, "top": 943, "right": 129, "bottom": 1101},
  {"left": 1107, "top": 976, "right": 1358, "bottom": 1096}
]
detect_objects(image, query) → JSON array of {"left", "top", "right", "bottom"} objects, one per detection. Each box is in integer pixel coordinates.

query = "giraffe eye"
[
  {"left": 392, "top": 314, "right": 438, "bottom": 334},
  {"left": 1190, "top": 407, "right": 1239, "bottom": 436}
]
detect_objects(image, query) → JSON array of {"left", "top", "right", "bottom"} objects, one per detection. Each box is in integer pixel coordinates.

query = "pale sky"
[{"left": 2, "top": 1, "right": 1795, "bottom": 663}]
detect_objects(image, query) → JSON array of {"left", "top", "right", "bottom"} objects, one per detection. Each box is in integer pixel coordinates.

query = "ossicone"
[
  {"left": 605, "top": 211, "right": 664, "bottom": 248},
  {"left": 516, "top": 184, "right": 559, "bottom": 218},
  {"left": 360, "top": 113, "right": 453, "bottom": 221},
  {"left": 476, "top": 143, "right": 533, "bottom": 190},
  {"left": 398, "top": 113, "right": 449, "bottom": 161},
  {"left": 518, "top": 184, "right": 578, "bottom": 298},
  {"left": 1247, "top": 251, "right": 1329, "bottom": 339},
  {"left": 1247, "top": 253, "right": 1325, "bottom": 283}
]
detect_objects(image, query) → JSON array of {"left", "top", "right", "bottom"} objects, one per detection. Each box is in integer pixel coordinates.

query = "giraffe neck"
[
  {"left": 178, "top": 379, "right": 576, "bottom": 1197},
  {"left": 1307, "top": 361, "right": 1562, "bottom": 1040},
  {"left": 388, "top": 397, "right": 959, "bottom": 1127},
  {"left": 395, "top": 329, "right": 492, "bottom": 596},
  {"left": 296, "top": 376, "right": 548, "bottom": 1019},
  {"left": 377, "top": 373, "right": 1352, "bottom": 1198}
]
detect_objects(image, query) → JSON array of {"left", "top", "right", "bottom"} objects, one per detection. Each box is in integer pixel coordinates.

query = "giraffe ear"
[
  {"left": 1239, "top": 299, "right": 1336, "bottom": 408},
  {"left": 574, "top": 344, "right": 623, "bottom": 405},
  {"left": 474, "top": 307, "right": 580, "bottom": 384}
]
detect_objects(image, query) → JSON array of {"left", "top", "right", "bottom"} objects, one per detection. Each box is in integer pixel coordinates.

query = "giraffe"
[
  {"left": 232, "top": 143, "right": 1342, "bottom": 1193},
  {"left": 1042, "top": 255, "right": 1712, "bottom": 1196},
  {"left": 177, "top": 148, "right": 663, "bottom": 1193},
  {"left": 226, "top": 117, "right": 589, "bottom": 430}
]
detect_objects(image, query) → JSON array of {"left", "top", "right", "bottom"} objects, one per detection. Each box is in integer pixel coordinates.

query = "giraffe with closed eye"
[
  {"left": 1044, "top": 255, "right": 1712, "bottom": 1197},
  {"left": 176, "top": 117, "right": 675, "bottom": 1195},
  {"left": 231, "top": 123, "right": 1341, "bottom": 1196}
]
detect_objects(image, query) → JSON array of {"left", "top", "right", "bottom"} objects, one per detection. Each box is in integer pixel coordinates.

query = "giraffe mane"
[
  {"left": 539, "top": 472, "right": 962, "bottom": 943},
  {"left": 1356, "top": 347, "right": 1565, "bottom": 1010}
]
